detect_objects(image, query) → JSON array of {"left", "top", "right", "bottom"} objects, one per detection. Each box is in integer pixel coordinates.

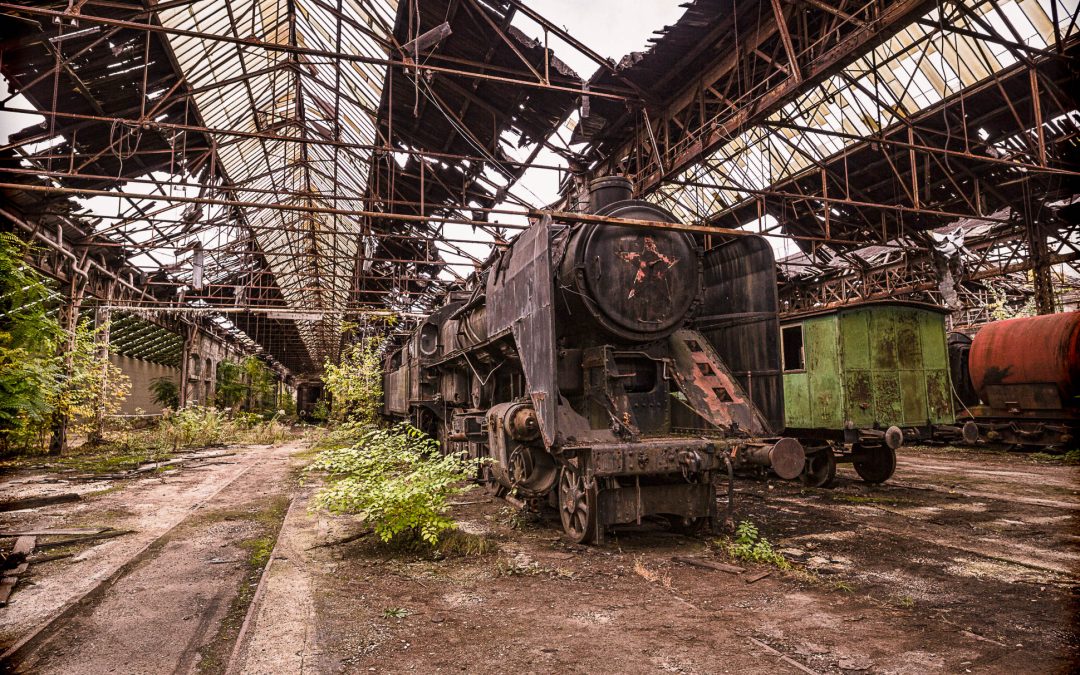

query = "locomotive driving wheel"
[
  {"left": 558, "top": 464, "right": 597, "bottom": 544},
  {"left": 481, "top": 462, "right": 508, "bottom": 498},
  {"left": 852, "top": 445, "right": 896, "bottom": 484}
]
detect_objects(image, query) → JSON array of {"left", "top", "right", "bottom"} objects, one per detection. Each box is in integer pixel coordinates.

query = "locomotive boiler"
[
  {"left": 383, "top": 176, "right": 805, "bottom": 543},
  {"left": 951, "top": 311, "right": 1079, "bottom": 449}
]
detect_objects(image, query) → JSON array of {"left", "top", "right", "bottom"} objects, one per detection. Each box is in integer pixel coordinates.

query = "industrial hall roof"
[{"left": 0, "top": 0, "right": 1077, "bottom": 376}]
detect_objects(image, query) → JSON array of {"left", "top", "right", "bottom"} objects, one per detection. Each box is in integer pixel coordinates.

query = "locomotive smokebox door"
[{"left": 557, "top": 196, "right": 702, "bottom": 344}]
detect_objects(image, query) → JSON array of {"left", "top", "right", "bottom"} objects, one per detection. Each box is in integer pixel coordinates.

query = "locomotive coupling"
[{"left": 735, "top": 438, "right": 805, "bottom": 480}]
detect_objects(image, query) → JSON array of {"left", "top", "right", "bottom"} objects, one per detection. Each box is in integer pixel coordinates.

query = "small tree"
[
  {"left": 215, "top": 360, "right": 246, "bottom": 410},
  {"left": 56, "top": 318, "right": 131, "bottom": 442},
  {"left": 149, "top": 376, "right": 180, "bottom": 409},
  {"left": 322, "top": 335, "right": 384, "bottom": 425},
  {"left": 0, "top": 233, "right": 63, "bottom": 453}
]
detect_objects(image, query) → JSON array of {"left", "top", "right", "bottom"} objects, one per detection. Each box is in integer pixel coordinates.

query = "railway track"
[{"left": 0, "top": 443, "right": 300, "bottom": 673}]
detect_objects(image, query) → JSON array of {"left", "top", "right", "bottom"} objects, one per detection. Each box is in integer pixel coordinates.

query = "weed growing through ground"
[
  {"left": 633, "top": 557, "right": 673, "bottom": 589},
  {"left": 1029, "top": 449, "right": 1080, "bottom": 465},
  {"left": 721, "top": 520, "right": 791, "bottom": 569},
  {"left": 383, "top": 607, "right": 409, "bottom": 619},
  {"left": 498, "top": 505, "right": 540, "bottom": 530},
  {"left": 494, "top": 554, "right": 571, "bottom": 578}
]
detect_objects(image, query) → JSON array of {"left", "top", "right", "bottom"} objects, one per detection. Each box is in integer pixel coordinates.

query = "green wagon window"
[{"left": 782, "top": 324, "right": 805, "bottom": 372}]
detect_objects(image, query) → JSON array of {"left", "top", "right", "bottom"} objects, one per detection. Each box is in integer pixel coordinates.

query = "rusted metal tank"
[{"left": 969, "top": 312, "right": 1080, "bottom": 412}]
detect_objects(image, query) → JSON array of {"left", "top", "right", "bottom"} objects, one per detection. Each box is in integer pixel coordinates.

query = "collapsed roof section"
[
  {"left": 153, "top": 0, "right": 398, "bottom": 366},
  {"left": 360, "top": 0, "right": 582, "bottom": 311},
  {"left": 571, "top": 0, "right": 1076, "bottom": 243}
]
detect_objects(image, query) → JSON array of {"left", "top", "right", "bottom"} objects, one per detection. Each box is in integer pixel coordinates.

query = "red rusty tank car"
[{"left": 959, "top": 312, "right": 1079, "bottom": 449}]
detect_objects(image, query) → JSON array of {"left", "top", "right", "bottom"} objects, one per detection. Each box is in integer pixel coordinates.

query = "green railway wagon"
[{"left": 780, "top": 301, "right": 970, "bottom": 487}]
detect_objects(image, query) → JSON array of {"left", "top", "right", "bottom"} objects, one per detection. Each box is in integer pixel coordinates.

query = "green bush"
[
  {"left": 723, "top": 520, "right": 790, "bottom": 569},
  {"left": 306, "top": 423, "right": 478, "bottom": 545},
  {"left": 149, "top": 376, "right": 180, "bottom": 410},
  {"left": 0, "top": 233, "right": 62, "bottom": 453},
  {"left": 242, "top": 415, "right": 291, "bottom": 445},
  {"left": 160, "top": 406, "right": 233, "bottom": 449},
  {"left": 322, "top": 336, "right": 384, "bottom": 424}
]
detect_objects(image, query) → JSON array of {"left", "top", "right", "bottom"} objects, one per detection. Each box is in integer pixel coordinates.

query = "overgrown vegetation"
[
  {"left": 720, "top": 520, "right": 791, "bottom": 569},
  {"left": 322, "top": 335, "right": 385, "bottom": 424},
  {"left": 0, "top": 234, "right": 130, "bottom": 453},
  {"left": 160, "top": 406, "right": 232, "bottom": 449},
  {"left": 149, "top": 377, "right": 180, "bottom": 410},
  {"left": 61, "top": 319, "right": 131, "bottom": 443},
  {"left": 160, "top": 406, "right": 292, "bottom": 450},
  {"left": 215, "top": 355, "right": 281, "bottom": 416},
  {"left": 1029, "top": 449, "right": 1080, "bottom": 465},
  {"left": 306, "top": 423, "right": 479, "bottom": 545},
  {"left": 0, "top": 233, "right": 62, "bottom": 453}
]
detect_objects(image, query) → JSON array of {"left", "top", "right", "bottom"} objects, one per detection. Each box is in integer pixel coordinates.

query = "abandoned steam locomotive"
[{"left": 383, "top": 177, "right": 805, "bottom": 543}]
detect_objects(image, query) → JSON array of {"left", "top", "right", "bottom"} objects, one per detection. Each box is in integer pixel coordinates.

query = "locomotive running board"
[{"left": 668, "top": 328, "right": 771, "bottom": 436}]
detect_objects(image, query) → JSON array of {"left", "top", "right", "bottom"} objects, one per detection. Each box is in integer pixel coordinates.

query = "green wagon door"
[
  {"left": 867, "top": 310, "right": 904, "bottom": 425},
  {"left": 919, "top": 310, "right": 955, "bottom": 424},
  {"left": 805, "top": 317, "right": 844, "bottom": 429},
  {"left": 839, "top": 308, "right": 874, "bottom": 428},
  {"left": 894, "top": 309, "right": 928, "bottom": 424},
  {"left": 782, "top": 323, "right": 811, "bottom": 428}
]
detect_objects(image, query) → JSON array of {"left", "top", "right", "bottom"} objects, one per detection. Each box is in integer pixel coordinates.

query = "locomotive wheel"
[
  {"left": 801, "top": 445, "right": 836, "bottom": 488},
  {"left": 558, "top": 465, "right": 597, "bottom": 544},
  {"left": 666, "top": 515, "right": 708, "bottom": 537},
  {"left": 482, "top": 462, "right": 508, "bottom": 499},
  {"left": 853, "top": 445, "right": 896, "bottom": 484}
]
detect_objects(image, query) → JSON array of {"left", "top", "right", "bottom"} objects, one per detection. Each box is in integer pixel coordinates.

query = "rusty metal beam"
[{"left": 635, "top": 0, "right": 937, "bottom": 193}]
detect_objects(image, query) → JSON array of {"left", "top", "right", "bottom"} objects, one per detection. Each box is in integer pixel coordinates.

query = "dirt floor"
[{"left": 1, "top": 442, "right": 1077, "bottom": 674}]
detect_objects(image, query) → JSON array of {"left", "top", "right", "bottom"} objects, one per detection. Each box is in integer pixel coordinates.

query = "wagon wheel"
[
  {"left": 801, "top": 445, "right": 836, "bottom": 488},
  {"left": 415, "top": 407, "right": 438, "bottom": 440},
  {"left": 853, "top": 445, "right": 896, "bottom": 484},
  {"left": 558, "top": 464, "right": 597, "bottom": 544}
]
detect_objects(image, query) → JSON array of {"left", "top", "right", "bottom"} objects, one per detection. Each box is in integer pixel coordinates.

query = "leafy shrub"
[
  {"left": 242, "top": 415, "right": 291, "bottom": 445},
  {"left": 60, "top": 318, "right": 131, "bottom": 442},
  {"left": 160, "top": 406, "right": 233, "bottom": 449},
  {"left": 306, "top": 423, "right": 477, "bottom": 545},
  {"left": 722, "top": 520, "right": 790, "bottom": 569},
  {"left": 232, "top": 411, "right": 263, "bottom": 429},
  {"left": 149, "top": 377, "right": 180, "bottom": 410},
  {"left": 309, "top": 420, "right": 369, "bottom": 451},
  {"left": 0, "top": 233, "right": 62, "bottom": 453},
  {"left": 322, "top": 336, "right": 384, "bottom": 424}
]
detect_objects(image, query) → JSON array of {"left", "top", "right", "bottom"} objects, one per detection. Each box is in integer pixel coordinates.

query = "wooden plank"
[
  {"left": 0, "top": 493, "right": 81, "bottom": 512},
  {"left": 671, "top": 556, "right": 745, "bottom": 574},
  {"left": 0, "top": 528, "right": 106, "bottom": 538},
  {"left": 745, "top": 570, "right": 772, "bottom": 584},
  {"left": 749, "top": 637, "right": 821, "bottom": 675},
  {"left": 0, "top": 536, "right": 37, "bottom": 606},
  {"left": 35, "top": 529, "right": 132, "bottom": 550}
]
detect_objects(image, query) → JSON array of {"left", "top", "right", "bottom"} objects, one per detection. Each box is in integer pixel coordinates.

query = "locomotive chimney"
[{"left": 587, "top": 176, "right": 633, "bottom": 214}]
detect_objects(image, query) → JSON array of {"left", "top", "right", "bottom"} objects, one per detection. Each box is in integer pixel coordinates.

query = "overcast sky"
[
  {"left": 513, "top": 0, "right": 685, "bottom": 79},
  {"left": 436, "top": 1, "right": 689, "bottom": 275}
]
